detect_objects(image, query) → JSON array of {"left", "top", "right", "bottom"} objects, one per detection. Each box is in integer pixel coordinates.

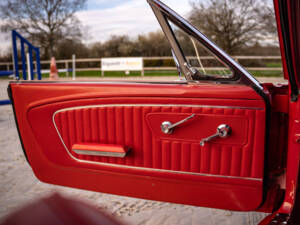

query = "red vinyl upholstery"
[
  {"left": 53, "top": 105, "right": 264, "bottom": 179},
  {"left": 10, "top": 82, "right": 267, "bottom": 211}
]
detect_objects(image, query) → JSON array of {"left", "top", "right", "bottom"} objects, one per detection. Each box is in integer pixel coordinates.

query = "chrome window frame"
[{"left": 148, "top": 0, "right": 263, "bottom": 90}]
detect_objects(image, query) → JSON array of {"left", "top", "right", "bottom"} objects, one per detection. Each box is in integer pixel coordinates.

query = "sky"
[
  {"left": 77, "top": 0, "right": 191, "bottom": 43},
  {"left": 0, "top": 0, "right": 192, "bottom": 54}
]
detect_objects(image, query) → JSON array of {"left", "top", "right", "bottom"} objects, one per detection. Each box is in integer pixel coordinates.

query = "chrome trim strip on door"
[
  {"left": 54, "top": 104, "right": 264, "bottom": 114},
  {"left": 52, "top": 104, "right": 263, "bottom": 182},
  {"left": 72, "top": 149, "right": 127, "bottom": 158},
  {"left": 10, "top": 80, "right": 188, "bottom": 85}
]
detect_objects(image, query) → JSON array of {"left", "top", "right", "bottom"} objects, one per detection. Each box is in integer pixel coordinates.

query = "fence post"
[
  {"left": 141, "top": 57, "right": 144, "bottom": 76},
  {"left": 65, "top": 61, "right": 69, "bottom": 77},
  {"left": 72, "top": 54, "right": 76, "bottom": 80},
  {"left": 28, "top": 46, "right": 34, "bottom": 80},
  {"left": 26, "top": 53, "right": 31, "bottom": 81},
  {"left": 101, "top": 58, "right": 104, "bottom": 77}
]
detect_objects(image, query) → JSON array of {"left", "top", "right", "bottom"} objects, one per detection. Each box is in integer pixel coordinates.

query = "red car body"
[{"left": 7, "top": 0, "right": 300, "bottom": 224}]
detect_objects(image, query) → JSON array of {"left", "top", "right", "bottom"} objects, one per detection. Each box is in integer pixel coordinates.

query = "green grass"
[
  {"left": 144, "top": 70, "right": 178, "bottom": 76},
  {"left": 250, "top": 70, "right": 282, "bottom": 77},
  {"left": 266, "top": 62, "right": 282, "bottom": 68},
  {"left": 0, "top": 69, "right": 283, "bottom": 80}
]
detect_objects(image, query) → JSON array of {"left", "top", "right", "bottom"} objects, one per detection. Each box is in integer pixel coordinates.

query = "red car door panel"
[{"left": 10, "top": 82, "right": 266, "bottom": 211}]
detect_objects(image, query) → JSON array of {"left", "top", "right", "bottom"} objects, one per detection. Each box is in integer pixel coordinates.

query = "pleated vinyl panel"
[{"left": 54, "top": 105, "right": 265, "bottom": 179}]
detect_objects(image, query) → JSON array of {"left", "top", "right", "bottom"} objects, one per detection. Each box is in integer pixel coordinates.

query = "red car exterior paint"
[{"left": 273, "top": 0, "right": 300, "bottom": 221}]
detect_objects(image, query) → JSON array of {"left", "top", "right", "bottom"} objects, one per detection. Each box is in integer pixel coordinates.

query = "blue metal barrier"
[
  {"left": 0, "top": 71, "right": 14, "bottom": 76},
  {"left": 0, "top": 31, "right": 42, "bottom": 106},
  {"left": 0, "top": 100, "right": 11, "bottom": 105},
  {"left": 12, "top": 30, "right": 41, "bottom": 80}
]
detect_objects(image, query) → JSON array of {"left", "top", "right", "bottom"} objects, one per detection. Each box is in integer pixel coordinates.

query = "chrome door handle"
[
  {"left": 161, "top": 114, "right": 195, "bottom": 134},
  {"left": 200, "top": 124, "right": 231, "bottom": 146}
]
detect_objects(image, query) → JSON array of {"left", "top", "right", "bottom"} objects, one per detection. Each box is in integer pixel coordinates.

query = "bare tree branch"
[
  {"left": 0, "top": 0, "right": 87, "bottom": 58},
  {"left": 188, "top": 0, "right": 277, "bottom": 54}
]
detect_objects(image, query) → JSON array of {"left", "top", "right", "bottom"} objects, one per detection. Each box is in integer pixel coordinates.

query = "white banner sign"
[{"left": 101, "top": 57, "right": 143, "bottom": 71}]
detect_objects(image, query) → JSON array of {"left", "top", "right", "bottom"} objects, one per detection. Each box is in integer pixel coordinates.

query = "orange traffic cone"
[{"left": 49, "top": 57, "right": 59, "bottom": 80}]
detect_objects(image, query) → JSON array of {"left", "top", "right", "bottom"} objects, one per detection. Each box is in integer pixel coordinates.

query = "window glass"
[{"left": 169, "top": 20, "right": 233, "bottom": 79}]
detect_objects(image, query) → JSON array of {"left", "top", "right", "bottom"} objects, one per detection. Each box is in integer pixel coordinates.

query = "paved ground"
[{"left": 1, "top": 77, "right": 285, "bottom": 224}]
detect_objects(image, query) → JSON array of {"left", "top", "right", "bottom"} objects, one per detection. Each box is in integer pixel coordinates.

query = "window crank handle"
[
  {"left": 161, "top": 114, "right": 195, "bottom": 134},
  {"left": 200, "top": 124, "right": 231, "bottom": 146},
  {"left": 168, "top": 114, "right": 195, "bottom": 129}
]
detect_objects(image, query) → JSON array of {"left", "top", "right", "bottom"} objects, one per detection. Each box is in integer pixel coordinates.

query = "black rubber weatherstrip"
[
  {"left": 278, "top": 0, "right": 298, "bottom": 101},
  {"left": 252, "top": 84, "right": 271, "bottom": 210},
  {"left": 7, "top": 83, "right": 30, "bottom": 165}
]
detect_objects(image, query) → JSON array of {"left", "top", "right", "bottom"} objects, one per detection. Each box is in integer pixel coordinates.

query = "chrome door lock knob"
[{"left": 200, "top": 124, "right": 231, "bottom": 146}]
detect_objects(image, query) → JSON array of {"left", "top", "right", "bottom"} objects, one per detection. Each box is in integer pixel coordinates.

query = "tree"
[
  {"left": 188, "top": 0, "right": 277, "bottom": 54},
  {"left": 88, "top": 32, "right": 171, "bottom": 58},
  {"left": 137, "top": 31, "right": 171, "bottom": 56},
  {"left": 89, "top": 36, "right": 138, "bottom": 58},
  {"left": 55, "top": 39, "right": 89, "bottom": 59},
  {"left": 0, "top": 0, "right": 87, "bottom": 58},
  {"left": 256, "top": 4, "right": 278, "bottom": 44},
  {"left": 102, "top": 35, "right": 137, "bottom": 57}
]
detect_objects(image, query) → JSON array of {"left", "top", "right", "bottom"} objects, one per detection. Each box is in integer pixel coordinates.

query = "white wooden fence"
[{"left": 0, "top": 56, "right": 282, "bottom": 77}]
